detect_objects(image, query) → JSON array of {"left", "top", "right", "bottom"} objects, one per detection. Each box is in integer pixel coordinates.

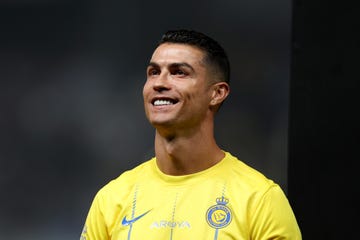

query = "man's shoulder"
[
  {"left": 115, "top": 158, "right": 155, "bottom": 182},
  {"left": 97, "top": 158, "right": 155, "bottom": 195},
  {"left": 223, "top": 151, "right": 276, "bottom": 190}
]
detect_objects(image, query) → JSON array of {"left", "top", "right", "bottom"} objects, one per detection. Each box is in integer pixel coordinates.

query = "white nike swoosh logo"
[{"left": 121, "top": 210, "right": 151, "bottom": 226}]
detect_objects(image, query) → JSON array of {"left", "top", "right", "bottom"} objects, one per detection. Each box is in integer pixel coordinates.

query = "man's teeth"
[{"left": 154, "top": 100, "right": 173, "bottom": 106}]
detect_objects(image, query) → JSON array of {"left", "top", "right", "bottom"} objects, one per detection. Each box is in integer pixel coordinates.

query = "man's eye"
[
  {"left": 173, "top": 70, "right": 186, "bottom": 75},
  {"left": 148, "top": 69, "right": 159, "bottom": 75}
]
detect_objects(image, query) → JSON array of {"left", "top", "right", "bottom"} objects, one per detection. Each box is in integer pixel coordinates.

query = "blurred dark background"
[
  {"left": 289, "top": 1, "right": 358, "bottom": 239},
  {"left": 1, "top": 0, "right": 291, "bottom": 238},
  {"left": 3, "top": 0, "right": 357, "bottom": 239}
]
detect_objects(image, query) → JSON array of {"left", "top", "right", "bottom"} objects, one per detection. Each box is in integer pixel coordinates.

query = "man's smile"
[
  {"left": 154, "top": 99, "right": 174, "bottom": 106},
  {"left": 151, "top": 97, "right": 179, "bottom": 106}
]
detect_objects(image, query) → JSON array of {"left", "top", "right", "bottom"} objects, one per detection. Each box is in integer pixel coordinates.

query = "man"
[{"left": 80, "top": 29, "right": 301, "bottom": 239}]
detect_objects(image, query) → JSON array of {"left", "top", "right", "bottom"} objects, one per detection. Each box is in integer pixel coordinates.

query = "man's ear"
[{"left": 210, "top": 82, "right": 230, "bottom": 107}]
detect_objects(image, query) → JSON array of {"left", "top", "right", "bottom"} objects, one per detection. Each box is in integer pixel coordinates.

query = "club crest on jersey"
[{"left": 206, "top": 196, "right": 232, "bottom": 229}]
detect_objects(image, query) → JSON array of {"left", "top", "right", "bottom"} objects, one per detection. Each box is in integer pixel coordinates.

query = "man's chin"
[
  {"left": 149, "top": 116, "right": 179, "bottom": 129},
  {"left": 150, "top": 120, "right": 173, "bottom": 127}
]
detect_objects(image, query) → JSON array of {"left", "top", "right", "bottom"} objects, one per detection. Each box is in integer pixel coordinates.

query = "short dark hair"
[{"left": 158, "top": 29, "right": 230, "bottom": 84}]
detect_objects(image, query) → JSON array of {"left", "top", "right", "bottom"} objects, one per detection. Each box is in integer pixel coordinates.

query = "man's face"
[{"left": 143, "top": 43, "right": 214, "bottom": 130}]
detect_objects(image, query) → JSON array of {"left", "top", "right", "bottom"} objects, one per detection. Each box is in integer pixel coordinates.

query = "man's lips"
[{"left": 151, "top": 97, "right": 178, "bottom": 106}]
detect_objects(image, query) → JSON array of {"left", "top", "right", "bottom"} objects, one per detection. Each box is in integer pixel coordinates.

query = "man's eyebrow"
[
  {"left": 147, "top": 62, "right": 159, "bottom": 68},
  {"left": 147, "top": 62, "right": 195, "bottom": 71},
  {"left": 170, "top": 62, "right": 194, "bottom": 71}
]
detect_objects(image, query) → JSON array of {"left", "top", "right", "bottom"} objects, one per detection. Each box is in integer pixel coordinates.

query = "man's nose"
[{"left": 153, "top": 72, "right": 171, "bottom": 91}]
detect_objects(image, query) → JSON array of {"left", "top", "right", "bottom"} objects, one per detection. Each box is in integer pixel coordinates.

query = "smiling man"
[{"left": 80, "top": 29, "right": 302, "bottom": 240}]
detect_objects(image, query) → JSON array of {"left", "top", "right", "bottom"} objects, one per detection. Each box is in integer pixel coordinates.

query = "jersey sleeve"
[
  {"left": 249, "top": 185, "right": 302, "bottom": 239},
  {"left": 80, "top": 189, "right": 109, "bottom": 240}
]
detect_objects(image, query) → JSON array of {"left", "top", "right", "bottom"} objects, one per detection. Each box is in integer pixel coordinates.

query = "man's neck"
[{"left": 154, "top": 129, "right": 225, "bottom": 176}]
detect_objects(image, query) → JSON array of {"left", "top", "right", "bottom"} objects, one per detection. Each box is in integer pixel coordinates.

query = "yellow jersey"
[{"left": 80, "top": 151, "right": 301, "bottom": 239}]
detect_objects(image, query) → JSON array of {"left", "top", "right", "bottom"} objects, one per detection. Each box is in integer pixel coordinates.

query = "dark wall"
[
  {"left": 289, "top": 0, "right": 358, "bottom": 239},
  {"left": 0, "top": 0, "right": 292, "bottom": 239}
]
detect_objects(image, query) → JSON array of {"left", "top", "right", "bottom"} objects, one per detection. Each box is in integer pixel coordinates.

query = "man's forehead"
[{"left": 150, "top": 43, "right": 205, "bottom": 66}]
